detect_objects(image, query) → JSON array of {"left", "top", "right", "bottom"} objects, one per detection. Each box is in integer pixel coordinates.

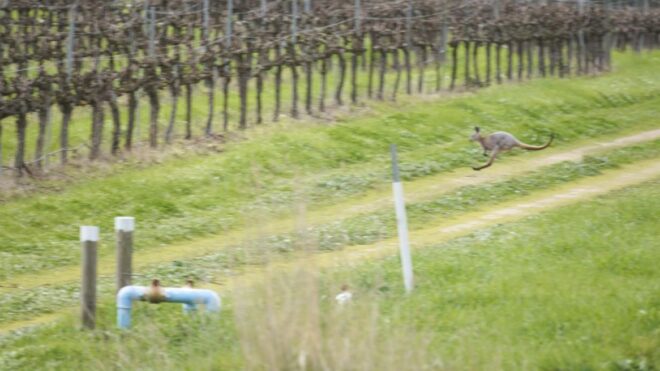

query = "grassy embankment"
[
  {"left": 0, "top": 50, "right": 658, "bottom": 369},
  {"left": 0, "top": 138, "right": 658, "bottom": 325},
  {"left": 1, "top": 178, "right": 658, "bottom": 370},
  {"left": 1, "top": 52, "right": 659, "bottom": 281},
  {"left": 0, "top": 40, "right": 562, "bottom": 161}
]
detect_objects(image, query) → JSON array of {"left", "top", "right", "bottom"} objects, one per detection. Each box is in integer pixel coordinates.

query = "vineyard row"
[{"left": 0, "top": 0, "right": 659, "bottom": 177}]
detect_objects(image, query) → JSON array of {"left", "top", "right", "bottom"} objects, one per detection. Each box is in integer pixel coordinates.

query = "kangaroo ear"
[{"left": 474, "top": 126, "right": 480, "bottom": 133}]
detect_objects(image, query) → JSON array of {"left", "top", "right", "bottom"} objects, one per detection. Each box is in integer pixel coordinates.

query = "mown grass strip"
[
  {"left": 1, "top": 54, "right": 660, "bottom": 280},
  {"left": 1, "top": 140, "right": 658, "bottom": 325},
  {"left": 2, "top": 128, "right": 658, "bottom": 290},
  {"left": 1, "top": 178, "right": 658, "bottom": 370},
  {"left": 327, "top": 181, "right": 660, "bottom": 370}
]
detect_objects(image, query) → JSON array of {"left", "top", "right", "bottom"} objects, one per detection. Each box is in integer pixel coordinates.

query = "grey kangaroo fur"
[{"left": 470, "top": 127, "right": 554, "bottom": 171}]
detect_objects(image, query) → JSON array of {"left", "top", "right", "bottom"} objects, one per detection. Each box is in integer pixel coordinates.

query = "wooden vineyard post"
[
  {"left": 0, "top": 123, "right": 3, "bottom": 177},
  {"left": 223, "top": 0, "right": 233, "bottom": 131},
  {"left": 351, "top": 0, "right": 361, "bottom": 104},
  {"left": 577, "top": 0, "right": 586, "bottom": 73},
  {"left": 405, "top": 1, "right": 413, "bottom": 95},
  {"left": 115, "top": 217, "right": 134, "bottom": 292},
  {"left": 203, "top": 0, "right": 215, "bottom": 136},
  {"left": 81, "top": 226, "right": 99, "bottom": 329},
  {"left": 304, "top": 0, "right": 313, "bottom": 115},
  {"left": 290, "top": 0, "right": 299, "bottom": 118},
  {"left": 65, "top": 4, "right": 76, "bottom": 84}
]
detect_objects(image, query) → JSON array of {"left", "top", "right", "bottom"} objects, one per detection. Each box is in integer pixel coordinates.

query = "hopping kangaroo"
[{"left": 470, "top": 127, "right": 554, "bottom": 171}]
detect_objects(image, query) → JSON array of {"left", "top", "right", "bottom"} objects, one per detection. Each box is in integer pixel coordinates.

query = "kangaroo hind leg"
[{"left": 473, "top": 147, "right": 499, "bottom": 171}]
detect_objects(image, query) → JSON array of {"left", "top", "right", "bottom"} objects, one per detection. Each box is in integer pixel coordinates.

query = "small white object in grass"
[
  {"left": 297, "top": 350, "right": 307, "bottom": 369},
  {"left": 335, "top": 284, "right": 352, "bottom": 305}
]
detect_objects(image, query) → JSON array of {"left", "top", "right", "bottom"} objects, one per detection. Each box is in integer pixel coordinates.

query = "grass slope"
[
  {"left": 1, "top": 52, "right": 660, "bottom": 280},
  {"left": 361, "top": 180, "right": 660, "bottom": 370},
  {"left": 1, "top": 139, "right": 658, "bottom": 325},
  {"left": 0, "top": 40, "right": 593, "bottom": 160},
  {"left": 1, "top": 179, "right": 658, "bottom": 370}
]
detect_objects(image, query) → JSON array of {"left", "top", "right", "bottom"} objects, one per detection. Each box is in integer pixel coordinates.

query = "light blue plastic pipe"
[{"left": 117, "top": 286, "right": 221, "bottom": 329}]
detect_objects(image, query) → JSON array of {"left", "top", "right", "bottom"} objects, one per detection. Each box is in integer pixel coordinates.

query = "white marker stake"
[{"left": 391, "top": 144, "right": 413, "bottom": 293}]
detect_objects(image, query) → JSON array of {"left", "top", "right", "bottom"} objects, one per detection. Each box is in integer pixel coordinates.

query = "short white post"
[
  {"left": 115, "top": 217, "right": 135, "bottom": 292},
  {"left": 391, "top": 144, "right": 414, "bottom": 293},
  {"left": 80, "top": 226, "right": 99, "bottom": 329}
]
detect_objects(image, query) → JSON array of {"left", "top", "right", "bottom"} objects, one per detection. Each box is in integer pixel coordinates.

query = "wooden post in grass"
[
  {"left": 115, "top": 217, "right": 134, "bottom": 292},
  {"left": 0, "top": 123, "right": 3, "bottom": 177},
  {"left": 390, "top": 145, "right": 414, "bottom": 293},
  {"left": 577, "top": 0, "right": 586, "bottom": 73},
  {"left": 65, "top": 4, "right": 76, "bottom": 83},
  {"left": 81, "top": 226, "right": 99, "bottom": 329}
]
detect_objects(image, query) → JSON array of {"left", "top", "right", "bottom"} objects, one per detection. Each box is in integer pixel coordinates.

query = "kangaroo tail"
[{"left": 519, "top": 133, "right": 554, "bottom": 151}]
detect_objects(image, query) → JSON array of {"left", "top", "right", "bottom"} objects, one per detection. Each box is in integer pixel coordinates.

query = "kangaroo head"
[{"left": 469, "top": 126, "right": 482, "bottom": 142}]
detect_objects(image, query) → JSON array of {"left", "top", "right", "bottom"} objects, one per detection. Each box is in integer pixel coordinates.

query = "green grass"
[
  {"left": 292, "top": 139, "right": 660, "bottom": 251},
  {"left": 1, "top": 179, "right": 658, "bottom": 370},
  {"left": 0, "top": 138, "right": 657, "bottom": 330},
  {"left": 1, "top": 52, "right": 660, "bottom": 280},
  {"left": 356, "top": 180, "right": 660, "bottom": 370},
  {"left": 1, "top": 44, "right": 659, "bottom": 370}
]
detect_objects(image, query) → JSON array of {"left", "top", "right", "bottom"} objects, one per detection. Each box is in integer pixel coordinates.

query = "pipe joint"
[{"left": 117, "top": 285, "right": 221, "bottom": 329}]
